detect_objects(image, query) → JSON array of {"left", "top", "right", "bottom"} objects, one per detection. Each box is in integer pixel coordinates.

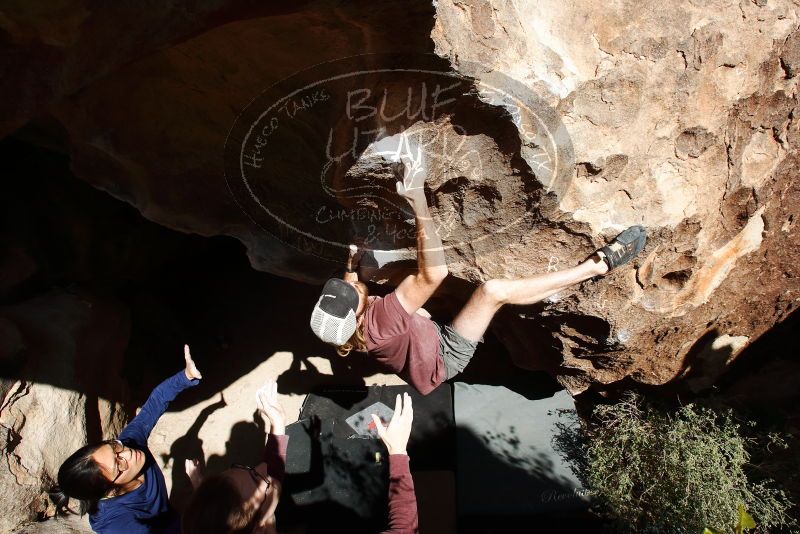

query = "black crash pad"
[{"left": 276, "top": 384, "right": 453, "bottom": 532}]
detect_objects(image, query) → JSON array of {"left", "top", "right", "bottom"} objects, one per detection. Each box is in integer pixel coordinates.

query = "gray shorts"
[{"left": 432, "top": 322, "right": 481, "bottom": 380}]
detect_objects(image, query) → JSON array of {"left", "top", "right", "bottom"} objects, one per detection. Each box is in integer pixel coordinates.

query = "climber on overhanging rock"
[
  {"left": 50, "top": 345, "right": 204, "bottom": 534},
  {"left": 309, "top": 136, "right": 647, "bottom": 396}
]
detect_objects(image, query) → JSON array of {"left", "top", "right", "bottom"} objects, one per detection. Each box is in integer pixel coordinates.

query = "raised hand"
[
  {"left": 391, "top": 131, "right": 427, "bottom": 208},
  {"left": 345, "top": 243, "right": 363, "bottom": 278},
  {"left": 185, "top": 459, "right": 203, "bottom": 490},
  {"left": 371, "top": 393, "right": 414, "bottom": 456},
  {"left": 256, "top": 381, "right": 286, "bottom": 435},
  {"left": 184, "top": 344, "right": 203, "bottom": 380}
]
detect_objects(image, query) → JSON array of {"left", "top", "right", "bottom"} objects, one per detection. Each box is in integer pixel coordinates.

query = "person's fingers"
[
  {"left": 257, "top": 382, "right": 271, "bottom": 399},
  {"left": 254, "top": 478, "right": 282, "bottom": 530},
  {"left": 253, "top": 479, "right": 270, "bottom": 512},
  {"left": 256, "top": 515, "right": 275, "bottom": 531},
  {"left": 371, "top": 414, "right": 386, "bottom": 439},
  {"left": 403, "top": 392, "right": 413, "bottom": 421},
  {"left": 256, "top": 382, "right": 284, "bottom": 418},
  {"left": 184, "top": 344, "right": 203, "bottom": 378},
  {"left": 256, "top": 386, "right": 268, "bottom": 412},
  {"left": 392, "top": 394, "right": 402, "bottom": 423}
]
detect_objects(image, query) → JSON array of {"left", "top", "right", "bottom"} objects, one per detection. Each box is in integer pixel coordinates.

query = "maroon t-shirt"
[{"left": 364, "top": 291, "right": 444, "bottom": 395}]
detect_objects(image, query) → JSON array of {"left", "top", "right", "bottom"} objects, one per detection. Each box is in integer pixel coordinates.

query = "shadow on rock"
[{"left": 163, "top": 393, "right": 227, "bottom": 513}]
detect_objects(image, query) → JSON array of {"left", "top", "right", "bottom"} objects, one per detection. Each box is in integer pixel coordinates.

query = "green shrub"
[
  {"left": 584, "top": 392, "right": 795, "bottom": 533},
  {"left": 704, "top": 503, "right": 756, "bottom": 534}
]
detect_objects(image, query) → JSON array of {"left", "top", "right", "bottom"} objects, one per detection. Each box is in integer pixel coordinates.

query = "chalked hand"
[
  {"left": 256, "top": 380, "right": 286, "bottom": 435},
  {"left": 371, "top": 392, "right": 413, "bottom": 456},
  {"left": 391, "top": 131, "right": 427, "bottom": 207},
  {"left": 183, "top": 345, "right": 203, "bottom": 380}
]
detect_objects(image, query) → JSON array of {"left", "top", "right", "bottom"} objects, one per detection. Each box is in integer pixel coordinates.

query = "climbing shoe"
[{"left": 597, "top": 225, "right": 647, "bottom": 270}]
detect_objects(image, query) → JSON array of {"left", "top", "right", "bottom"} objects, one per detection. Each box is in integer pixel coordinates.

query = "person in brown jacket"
[
  {"left": 182, "top": 384, "right": 419, "bottom": 534},
  {"left": 182, "top": 381, "right": 287, "bottom": 534}
]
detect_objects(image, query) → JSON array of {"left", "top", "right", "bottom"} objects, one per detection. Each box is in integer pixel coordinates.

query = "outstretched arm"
[
  {"left": 372, "top": 393, "right": 419, "bottom": 533},
  {"left": 383, "top": 456, "right": 418, "bottom": 534},
  {"left": 254, "top": 380, "right": 289, "bottom": 531},
  {"left": 394, "top": 171, "right": 448, "bottom": 315},
  {"left": 119, "top": 345, "right": 202, "bottom": 447},
  {"left": 256, "top": 380, "right": 289, "bottom": 482}
]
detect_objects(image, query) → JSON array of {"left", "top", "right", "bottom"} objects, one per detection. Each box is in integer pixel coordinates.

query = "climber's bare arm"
[{"left": 395, "top": 188, "right": 448, "bottom": 314}]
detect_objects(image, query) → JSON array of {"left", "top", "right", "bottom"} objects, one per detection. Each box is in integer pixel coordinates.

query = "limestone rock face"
[
  {"left": 13, "top": 515, "right": 92, "bottom": 534},
  {"left": 0, "top": 0, "right": 310, "bottom": 137},
  {"left": 431, "top": 0, "right": 800, "bottom": 392},
  {"left": 0, "top": 293, "right": 129, "bottom": 533},
  {"left": 2, "top": 0, "right": 798, "bottom": 398}
]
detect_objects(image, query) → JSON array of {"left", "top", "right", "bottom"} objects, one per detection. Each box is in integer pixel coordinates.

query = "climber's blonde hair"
[{"left": 337, "top": 281, "right": 369, "bottom": 357}]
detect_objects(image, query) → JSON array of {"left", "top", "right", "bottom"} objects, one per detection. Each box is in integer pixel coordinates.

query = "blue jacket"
[{"left": 90, "top": 371, "right": 198, "bottom": 534}]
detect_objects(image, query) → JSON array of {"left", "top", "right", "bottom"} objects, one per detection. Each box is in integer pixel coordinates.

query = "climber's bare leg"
[{"left": 450, "top": 256, "right": 608, "bottom": 342}]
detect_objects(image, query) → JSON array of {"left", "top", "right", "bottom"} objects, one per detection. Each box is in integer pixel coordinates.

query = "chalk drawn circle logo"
[{"left": 223, "top": 53, "right": 574, "bottom": 270}]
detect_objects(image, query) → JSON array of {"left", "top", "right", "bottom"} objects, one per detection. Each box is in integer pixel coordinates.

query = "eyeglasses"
[
  {"left": 230, "top": 464, "right": 274, "bottom": 531},
  {"left": 103, "top": 439, "right": 129, "bottom": 483},
  {"left": 231, "top": 463, "right": 272, "bottom": 492}
]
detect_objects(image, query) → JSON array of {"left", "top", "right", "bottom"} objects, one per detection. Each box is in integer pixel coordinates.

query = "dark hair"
[
  {"left": 51, "top": 443, "right": 112, "bottom": 516},
  {"left": 182, "top": 474, "right": 255, "bottom": 534}
]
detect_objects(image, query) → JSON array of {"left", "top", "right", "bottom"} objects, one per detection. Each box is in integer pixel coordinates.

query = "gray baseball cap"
[{"left": 310, "top": 278, "right": 359, "bottom": 345}]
